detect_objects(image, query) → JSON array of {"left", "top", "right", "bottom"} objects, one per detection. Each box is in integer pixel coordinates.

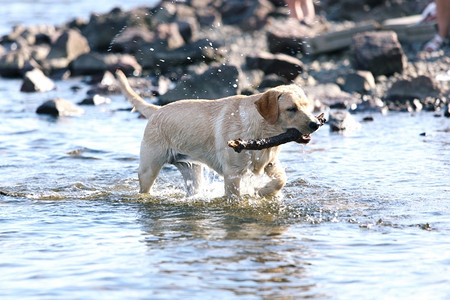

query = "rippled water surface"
[{"left": 2, "top": 1, "right": 450, "bottom": 299}]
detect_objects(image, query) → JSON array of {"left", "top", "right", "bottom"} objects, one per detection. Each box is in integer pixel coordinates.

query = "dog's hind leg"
[{"left": 173, "top": 162, "right": 204, "bottom": 197}]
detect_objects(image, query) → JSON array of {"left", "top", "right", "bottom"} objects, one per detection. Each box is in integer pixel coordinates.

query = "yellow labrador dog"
[{"left": 115, "top": 70, "right": 321, "bottom": 198}]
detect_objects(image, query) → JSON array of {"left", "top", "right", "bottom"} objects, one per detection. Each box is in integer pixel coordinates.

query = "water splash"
[{"left": 107, "top": 25, "right": 128, "bottom": 52}]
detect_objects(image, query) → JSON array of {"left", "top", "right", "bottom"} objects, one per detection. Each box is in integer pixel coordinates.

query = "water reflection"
[{"left": 136, "top": 200, "right": 323, "bottom": 298}]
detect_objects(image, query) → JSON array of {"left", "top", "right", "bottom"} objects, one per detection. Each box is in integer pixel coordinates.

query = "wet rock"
[
  {"left": 328, "top": 109, "right": 361, "bottom": 132},
  {"left": 70, "top": 52, "right": 107, "bottom": 76},
  {"left": 196, "top": 7, "right": 222, "bottom": 26},
  {"left": 46, "top": 29, "right": 90, "bottom": 61},
  {"left": 78, "top": 94, "right": 111, "bottom": 105},
  {"left": 266, "top": 19, "right": 312, "bottom": 55},
  {"left": 246, "top": 52, "right": 303, "bottom": 81},
  {"left": 108, "top": 27, "right": 155, "bottom": 53},
  {"left": 386, "top": 75, "right": 441, "bottom": 101},
  {"left": 158, "top": 65, "right": 240, "bottom": 105},
  {"left": 36, "top": 98, "right": 84, "bottom": 117},
  {"left": 220, "top": 0, "right": 274, "bottom": 31},
  {"left": 81, "top": 7, "right": 153, "bottom": 51},
  {"left": 304, "top": 83, "right": 361, "bottom": 110},
  {"left": 351, "top": 95, "right": 387, "bottom": 113},
  {"left": 0, "top": 49, "right": 38, "bottom": 77},
  {"left": 258, "top": 74, "right": 289, "bottom": 89},
  {"left": 444, "top": 103, "right": 450, "bottom": 118},
  {"left": 104, "top": 53, "right": 142, "bottom": 76},
  {"left": 137, "top": 38, "right": 224, "bottom": 71},
  {"left": 342, "top": 70, "right": 376, "bottom": 94},
  {"left": 20, "top": 68, "right": 56, "bottom": 92},
  {"left": 351, "top": 31, "right": 407, "bottom": 76},
  {"left": 175, "top": 19, "right": 199, "bottom": 43}
]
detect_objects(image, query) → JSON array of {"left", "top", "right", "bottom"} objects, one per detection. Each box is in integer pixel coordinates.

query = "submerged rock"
[
  {"left": 328, "top": 109, "right": 361, "bottom": 132},
  {"left": 36, "top": 98, "right": 84, "bottom": 117}
]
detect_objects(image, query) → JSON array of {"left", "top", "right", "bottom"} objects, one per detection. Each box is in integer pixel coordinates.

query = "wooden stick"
[{"left": 228, "top": 113, "right": 326, "bottom": 153}]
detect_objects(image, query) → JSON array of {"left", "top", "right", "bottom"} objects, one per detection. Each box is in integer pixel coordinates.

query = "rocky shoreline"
[{"left": 1, "top": 0, "right": 449, "bottom": 124}]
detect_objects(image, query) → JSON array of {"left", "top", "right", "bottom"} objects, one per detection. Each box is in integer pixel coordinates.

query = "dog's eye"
[{"left": 287, "top": 106, "right": 298, "bottom": 113}]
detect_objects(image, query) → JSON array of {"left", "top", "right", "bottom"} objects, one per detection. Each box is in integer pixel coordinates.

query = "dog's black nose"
[{"left": 309, "top": 121, "right": 320, "bottom": 131}]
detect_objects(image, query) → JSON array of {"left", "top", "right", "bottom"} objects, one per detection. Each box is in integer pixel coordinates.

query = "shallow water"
[
  {"left": 2, "top": 1, "right": 450, "bottom": 299},
  {"left": 2, "top": 76, "right": 450, "bottom": 299}
]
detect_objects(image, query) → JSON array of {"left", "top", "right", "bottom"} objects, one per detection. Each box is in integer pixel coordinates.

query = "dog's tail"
[{"left": 115, "top": 70, "right": 159, "bottom": 118}]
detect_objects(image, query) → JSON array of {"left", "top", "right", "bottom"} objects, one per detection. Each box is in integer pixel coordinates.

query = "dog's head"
[{"left": 255, "top": 85, "right": 321, "bottom": 139}]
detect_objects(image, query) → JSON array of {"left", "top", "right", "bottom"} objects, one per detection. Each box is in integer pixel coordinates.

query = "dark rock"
[
  {"left": 36, "top": 98, "right": 84, "bottom": 117},
  {"left": 158, "top": 65, "right": 240, "bottom": 105},
  {"left": 220, "top": 0, "right": 274, "bottom": 31},
  {"left": 88, "top": 70, "right": 116, "bottom": 85},
  {"left": 328, "top": 109, "right": 361, "bottom": 132},
  {"left": 386, "top": 75, "right": 441, "bottom": 101},
  {"left": 82, "top": 7, "right": 153, "bottom": 51},
  {"left": 342, "top": 70, "right": 376, "bottom": 94},
  {"left": 258, "top": 74, "right": 289, "bottom": 90},
  {"left": 267, "top": 19, "right": 312, "bottom": 54},
  {"left": 137, "top": 38, "right": 224, "bottom": 71},
  {"left": 246, "top": 52, "right": 303, "bottom": 81},
  {"left": 444, "top": 103, "right": 450, "bottom": 118},
  {"left": 46, "top": 29, "right": 90, "bottom": 61},
  {"left": 303, "top": 83, "right": 361, "bottom": 110},
  {"left": 0, "top": 49, "right": 39, "bottom": 77},
  {"left": 196, "top": 7, "right": 222, "bottom": 26},
  {"left": 109, "top": 27, "right": 156, "bottom": 53},
  {"left": 20, "top": 68, "right": 56, "bottom": 92},
  {"left": 78, "top": 94, "right": 111, "bottom": 105},
  {"left": 70, "top": 52, "right": 107, "bottom": 76},
  {"left": 175, "top": 18, "right": 199, "bottom": 43},
  {"left": 351, "top": 31, "right": 407, "bottom": 76},
  {"left": 104, "top": 53, "right": 142, "bottom": 76},
  {"left": 351, "top": 95, "right": 387, "bottom": 113}
]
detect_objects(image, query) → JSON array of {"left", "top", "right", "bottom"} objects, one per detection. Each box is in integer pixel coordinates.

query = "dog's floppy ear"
[{"left": 255, "top": 90, "right": 280, "bottom": 125}]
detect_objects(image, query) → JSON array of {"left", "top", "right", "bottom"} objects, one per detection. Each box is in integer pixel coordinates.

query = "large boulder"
[
  {"left": 20, "top": 68, "right": 56, "bottom": 92},
  {"left": 342, "top": 70, "right": 376, "bottom": 94},
  {"left": 158, "top": 65, "right": 240, "bottom": 105},
  {"left": 108, "top": 26, "right": 155, "bottom": 53},
  {"left": 0, "top": 49, "right": 38, "bottom": 77},
  {"left": 267, "top": 19, "right": 312, "bottom": 54},
  {"left": 219, "top": 0, "right": 274, "bottom": 31},
  {"left": 46, "top": 29, "right": 90, "bottom": 61},
  {"left": 386, "top": 75, "right": 441, "bottom": 101},
  {"left": 70, "top": 53, "right": 107, "bottom": 75},
  {"left": 82, "top": 7, "right": 153, "bottom": 51},
  {"left": 246, "top": 52, "right": 304, "bottom": 81},
  {"left": 351, "top": 31, "right": 407, "bottom": 76},
  {"left": 304, "top": 83, "right": 361, "bottom": 110},
  {"left": 136, "top": 38, "right": 224, "bottom": 71}
]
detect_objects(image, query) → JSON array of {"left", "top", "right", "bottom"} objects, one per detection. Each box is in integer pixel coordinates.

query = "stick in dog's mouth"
[{"left": 228, "top": 113, "right": 326, "bottom": 153}]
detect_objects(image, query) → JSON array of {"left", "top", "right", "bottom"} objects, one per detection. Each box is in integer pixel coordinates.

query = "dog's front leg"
[
  {"left": 224, "top": 174, "right": 241, "bottom": 197},
  {"left": 258, "top": 160, "right": 287, "bottom": 197}
]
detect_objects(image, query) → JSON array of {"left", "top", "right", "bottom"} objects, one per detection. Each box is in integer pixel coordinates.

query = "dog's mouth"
[
  {"left": 295, "top": 133, "right": 312, "bottom": 144},
  {"left": 285, "top": 128, "right": 311, "bottom": 144}
]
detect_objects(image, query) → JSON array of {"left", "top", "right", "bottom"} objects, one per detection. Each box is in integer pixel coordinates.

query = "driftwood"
[{"left": 228, "top": 113, "right": 326, "bottom": 153}]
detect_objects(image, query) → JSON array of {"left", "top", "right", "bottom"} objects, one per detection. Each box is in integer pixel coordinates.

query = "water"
[{"left": 2, "top": 1, "right": 450, "bottom": 299}]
